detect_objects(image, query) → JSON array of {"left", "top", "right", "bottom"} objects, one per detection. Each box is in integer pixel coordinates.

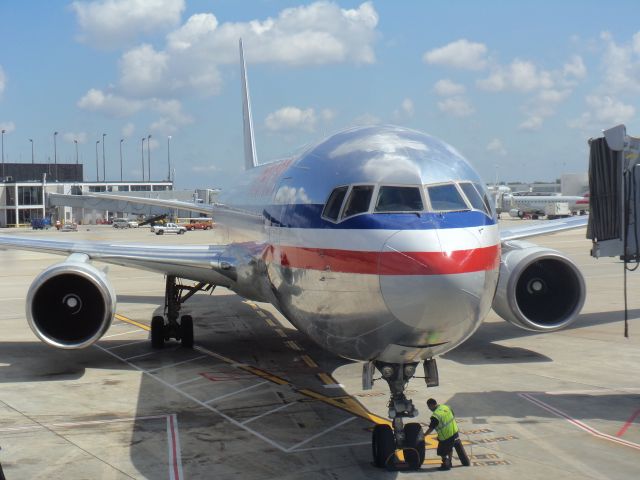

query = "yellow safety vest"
[{"left": 431, "top": 404, "right": 458, "bottom": 441}]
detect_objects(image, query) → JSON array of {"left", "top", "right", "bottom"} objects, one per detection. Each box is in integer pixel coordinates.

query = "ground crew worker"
[{"left": 425, "top": 398, "right": 459, "bottom": 470}]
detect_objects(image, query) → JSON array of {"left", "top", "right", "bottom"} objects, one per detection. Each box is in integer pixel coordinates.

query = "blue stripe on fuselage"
[{"left": 263, "top": 204, "right": 495, "bottom": 229}]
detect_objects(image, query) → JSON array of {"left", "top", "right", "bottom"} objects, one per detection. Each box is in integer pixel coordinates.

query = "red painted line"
[
  {"left": 169, "top": 414, "right": 182, "bottom": 480},
  {"left": 262, "top": 244, "right": 500, "bottom": 275},
  {"left": 519, "top": 393, "right": 640, "bottom": 451},
  {"left": 617, "top": 408, "right": 640, "bottom": 437}
]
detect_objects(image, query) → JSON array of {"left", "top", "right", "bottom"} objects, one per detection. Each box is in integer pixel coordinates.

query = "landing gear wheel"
[
  {"left": 454, "top": 438, "right": 470, "bottom": 466},
  {"left": 372, "top": 424, "right": 395, "bottom": 468},
  {"left": 151, "top": 315, "right": 165, "bottom": 349},
  {"left": 403, "top": 423, "right": 425, "bottom": 470},
  {"left": 180, "top": 315, "right": 194, "bottom": 348}
]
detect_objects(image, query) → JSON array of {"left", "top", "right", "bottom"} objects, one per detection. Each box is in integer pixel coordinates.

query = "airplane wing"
[
  {"left": 0, "top": 234, "right": 238, "bottom": 286},
  {"left": 500, "top": 215, "right": 588, "bottom": 242},
  {"left": 48, "top": 192, "right": 216, "bottom": 216}
]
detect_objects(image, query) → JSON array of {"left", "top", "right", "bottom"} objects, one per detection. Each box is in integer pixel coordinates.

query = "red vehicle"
[{"left": 181, "top": 218, "right": 213, "bottom": 230}]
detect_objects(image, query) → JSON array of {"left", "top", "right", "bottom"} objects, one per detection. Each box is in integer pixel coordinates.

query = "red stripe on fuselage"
[{"left": 263, "top": 244, "right": 500, "bottom": 275}]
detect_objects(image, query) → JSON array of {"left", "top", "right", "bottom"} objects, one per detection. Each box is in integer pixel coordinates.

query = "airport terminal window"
[
  {"left": 460, "top": 182, "right": 489, "bottom": 214},
  {"left": 322, "top": 186, "right": 348, "bottom": 221},
  {"left": 342, "top": 185, "right": 374, "bottom": 219},
  {"left": 375, "top": 186, "right": 423, "bottom": 212},
  {"left": 426, "top": 183, "right": 469, "bottom": 211},
  {"left": 18, "top": 186, "right": 42, "bottom": 206},
  {"left": 5, "top": 187, "right": 15, "bottom": 206}
]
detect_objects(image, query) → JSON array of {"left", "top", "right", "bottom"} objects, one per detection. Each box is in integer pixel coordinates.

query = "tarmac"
[{"left": 0, "top": 218, "right": 638, "bottom": 479}]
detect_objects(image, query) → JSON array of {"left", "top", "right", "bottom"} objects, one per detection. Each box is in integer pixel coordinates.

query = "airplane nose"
[{"left": 378, "top": 229, "right": 487, "bottom": 335}]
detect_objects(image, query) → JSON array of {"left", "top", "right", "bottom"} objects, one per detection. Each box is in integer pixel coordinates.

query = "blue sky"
[{"left": 1, "top": 0, "right": 640, "bottom": 189}]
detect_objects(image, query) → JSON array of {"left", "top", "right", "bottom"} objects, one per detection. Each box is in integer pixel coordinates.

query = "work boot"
[{"left": 439, "top": 456, "right": 451, "bottom": 470}]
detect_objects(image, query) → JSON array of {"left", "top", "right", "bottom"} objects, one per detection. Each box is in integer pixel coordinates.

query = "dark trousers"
[{"left": 437, "top": 432, "right": 459, "bottom": 464}]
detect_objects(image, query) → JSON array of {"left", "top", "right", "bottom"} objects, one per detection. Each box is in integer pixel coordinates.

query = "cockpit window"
[
  {"left": 342, "top": 185, "right": 374, "bottom": 219},
  {"left": 460, "top": 182, "right": 490, "bottom": 214},
  {"left": 322, "top": 186, "right": 348, "bottom": 221},
  {"left": 375, "top": 186, "right": 424, "bottom": 212},
  {"left": 425, "top": 183, "right": 469, "bottom": 211}
]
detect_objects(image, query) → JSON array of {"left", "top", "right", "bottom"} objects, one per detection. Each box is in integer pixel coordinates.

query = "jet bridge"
[{"left": 587, "top": 124, "right": 640, "bottom": 337}]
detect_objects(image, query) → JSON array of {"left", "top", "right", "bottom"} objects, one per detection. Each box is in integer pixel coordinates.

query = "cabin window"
[
  {"left": 322, "top": 186, "right": 348, "bottom": 221},
  {"left": 425, "top": 183, "right": 469, "bottom": 211},
  {"left": 460, "top": 182, "right": 490, "bottom": 214},
  {"left": 375, "top": 186, "right": 423, "bottom": 212},
  {"left": 342, "top": 185, "right": 374, "bottom": 219}
]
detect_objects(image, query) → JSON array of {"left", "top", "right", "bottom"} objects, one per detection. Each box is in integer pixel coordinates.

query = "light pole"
[
  {"left": 141, "top": 137, "right": 146, "bottom": 182},
  {"left": 167, "top": 135, "right": 172, "bottom": 182},
  {"left": 102, "top": 133, "right": 107, "bottom": 182},
  {"left": 1, "top": 129, "right": 5, "bottom": 179},
  {"left": 74, "top": 139, "right": 79, "bottom": 164},
  {"left": 147, "top": 134, "right": 152, "bottom": 182},
  {"left": 95, "top": 140, "right": 100, "bottom": 182},
  {"left": 53, "top": 131, "right": 58, "bottom": 181},
  {"left": 29, "top": 139, "right": 34, "bottom": 164},
  {"left": 120, "top": 138, "right": 124, "bottom": 182}
]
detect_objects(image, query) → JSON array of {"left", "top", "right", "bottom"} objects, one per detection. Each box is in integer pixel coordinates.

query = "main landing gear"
[
  {"left": 367, "top": 358, "right": 439, "bottom": 470},
  {"left": 150, "top": 275, "right": 214, "bottom": 349}
]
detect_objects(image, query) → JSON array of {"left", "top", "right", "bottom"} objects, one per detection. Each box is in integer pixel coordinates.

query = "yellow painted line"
[
  {"left": 275, "top": 329, "right": 287, "bottom": 338},
  {"left": 285, "top": 340, "right": 302, "bottom": 351},
  {"left": 115, "top": 314, "right": 150, "bottom": 332},
  {"left": 317, "top": 373, "right": 335, "bottom": 385},
  {"left": 265, "top": 318, "right": 276, "bottom": 327},
  {"left": 301, "top": 355, "right": 318, "bottom": 368}
]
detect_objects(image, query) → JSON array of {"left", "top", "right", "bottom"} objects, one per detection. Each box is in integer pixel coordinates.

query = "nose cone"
[{"left": 378, "top": 229, "right": 497, "bottom": 350}]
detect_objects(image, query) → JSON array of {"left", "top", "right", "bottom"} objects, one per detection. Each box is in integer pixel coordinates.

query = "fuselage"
[{"left": 213, "top": 126, "right": 501, "bottom": 363}]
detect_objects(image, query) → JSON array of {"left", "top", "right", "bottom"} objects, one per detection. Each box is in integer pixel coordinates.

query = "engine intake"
[
  {"left": 492, "top": 241, "right": 585, "bottom": 331},
  {"left": 26, "top": 254, "right": 116, "bottom": 349}
]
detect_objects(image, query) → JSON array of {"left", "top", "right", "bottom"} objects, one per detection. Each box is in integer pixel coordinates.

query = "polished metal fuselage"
[{"left": 212, "top": 126, "right": 501, "bottom": 363}]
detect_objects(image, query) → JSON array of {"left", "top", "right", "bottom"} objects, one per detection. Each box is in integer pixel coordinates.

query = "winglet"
[{"left": 240, "top": 38, "right": 258, "bottom": 169}]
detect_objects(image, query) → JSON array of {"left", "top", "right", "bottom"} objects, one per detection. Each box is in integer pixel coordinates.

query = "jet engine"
[
  {"left": 492, "top": 241, "right": 585, "bottom": 331},
  {"left": 26, "top": 253, "right": 116, "bottom": 349}
]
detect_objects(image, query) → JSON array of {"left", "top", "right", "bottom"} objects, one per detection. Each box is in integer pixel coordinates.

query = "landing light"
[
  {"left": 381, "top": 366, "right": 395, "bottom": 378},
  {"left": 403, "top": 364, "right": 416, "bottom": 377}
]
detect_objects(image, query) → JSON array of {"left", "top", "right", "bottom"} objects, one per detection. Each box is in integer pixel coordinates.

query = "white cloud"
[
  {"left": 77, "top": 89, "right": 143, "bottom": 117},
  {"left": 586, "top": 95, "right": 635, "bottom": 124},
  {"left": 149, "top": 99, "right": 193, "bottom": 134},
  {"left": 437, "top": 97, "right": 474, "bottom": 117},
  {"left": 0, "top": 121, "right": 15, "bottom": 133},
  {"left": 274, "top": 186, "right": 311, "bottom": 204},
  {"left": 393, "top": 98, "right": 414, "bottom": 120},
  {"left": 563, "top": 55, "right": 586, "bottom": 79},
  {"left": 320, "top": 108, "right": 336, "bottom": 122},
  {"left": 62, "top": 132, "right": 88, "bottom": 144},
  {"left": 265, "top": 106, "right": 317, "bottom": 132},
  {"left": 119, "top": 44, "right": 171, "bottom": 97},
  {"left": 122, "top": 122, "right": 135, "bottom": 137},
  {"left": 478, "top": 59, "right": 553, "bottom": 92},
  {"left": 423, "top": 39, "right": 488, "bottom": 70},
  {"left": 0, "top": 66, "right": 5, "bottom": 98},
  {"left": 519, "top": 88, "right": 571, "bottom": 131},
  {"left": 598, "top": 31, "right": 640, "bottom": 94},
  {"left": 433, "top": 79, "right": 465, "bottom": 96},
  {"left": 70, "top": 0, "right": 185, "bottom": 49},
  {"left": 518, "top": 116, "right": 544, "bottom": 131},
  {"left": 486, "top": 138, "right": 507, "bottom": 156}
]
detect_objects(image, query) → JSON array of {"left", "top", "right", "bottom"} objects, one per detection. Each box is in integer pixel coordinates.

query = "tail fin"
[{"left": 240, "top": 38, "right": 258, "bottom": 169}]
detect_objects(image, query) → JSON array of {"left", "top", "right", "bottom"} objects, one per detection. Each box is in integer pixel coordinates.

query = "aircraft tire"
[
  {"left": 151, "top": 316, "right": 165, "bottom": 349},
  {"left": 454, "top": 438, "right": 470, "bottom": 466},
  {"left": 180, "top": 315, "right": 194, "bottom": 348},
  {"left": 403, "top": 423, "right": 425, "bottom": 470},
  {"left": 372, "top": 424, "right": 395, "bottom": 468}
]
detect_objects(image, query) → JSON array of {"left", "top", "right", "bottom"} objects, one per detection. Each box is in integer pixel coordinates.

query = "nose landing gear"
[{"left": 369, "top": 360, "right": 437, "bottom": 470}]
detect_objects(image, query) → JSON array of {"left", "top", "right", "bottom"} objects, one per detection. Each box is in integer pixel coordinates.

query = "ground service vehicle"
[{"left": 151, "top": 222, "right": 187, "bottom": 235}]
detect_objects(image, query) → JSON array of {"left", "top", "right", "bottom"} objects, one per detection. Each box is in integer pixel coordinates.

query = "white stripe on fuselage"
[{"left": 269, "top": 224, "right": 500, "bottom": 252}]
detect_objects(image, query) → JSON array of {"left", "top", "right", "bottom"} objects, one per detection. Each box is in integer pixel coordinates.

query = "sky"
[{"left": 1, "top": 0, "right": 640, "bottom": 190}]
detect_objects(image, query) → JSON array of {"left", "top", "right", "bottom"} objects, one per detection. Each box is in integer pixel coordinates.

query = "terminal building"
[{"left": 0, "top": 163, "right": 174, "bottom": 227}]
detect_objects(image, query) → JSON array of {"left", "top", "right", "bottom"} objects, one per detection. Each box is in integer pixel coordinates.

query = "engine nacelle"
[
  {"left": 492, "top": 241, "right": 585, "bottom": 332},
  {"left": 508, "top": 208, "right": 524, "bottom": 218},
  {"left": 26, "top": 253, "right": 116, "bottom": 349}
]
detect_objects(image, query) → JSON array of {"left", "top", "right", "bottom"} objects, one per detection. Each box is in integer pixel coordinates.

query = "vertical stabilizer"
[{"left": 240, "top": 39, "right": 258, "bottom": 169}]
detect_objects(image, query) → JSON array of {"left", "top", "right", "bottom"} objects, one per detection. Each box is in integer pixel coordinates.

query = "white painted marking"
[
  {"left": 519, "top": 393, "right": 640, "bottom": 451},
  {"left": 104, "top": 339, "right": 149, "bottom": 350},
  {"left": 167, "top": 414, "right": 184, "bottom": 480},
  {"left": 0, "top": 414, "right": 168, "bottom": 433},
  {"left": 545, "top": 387, "right": 640, "bottom": 396},
  {"left": 241, "top": 402, "right": 296, "bottom": 425},
  {"left": 203, "top": 381, "right": 269, "bottom": 405},
  {"left": 147, "top": 355, "right": 208, "bottom": 373},
  {"left": 322, "top": 384, "right": 345, "bottom": 389},
  {"left": 172, "top": 376, "right": 203, "bottom": 387},
  {"left": 103, "top": 329, "right": 142, "bottom": 338},
  {"left": 93, "top": 344, "right": 289, "bottom": 452},
  {"left": 123, "top": 350, "right": 160, "bottom": 361},
  {"left": 286, "top": 417, "right": 356, "bottom": 452},
  {"left": 292, "top": 441, "right": 370, "bottom": 453}
]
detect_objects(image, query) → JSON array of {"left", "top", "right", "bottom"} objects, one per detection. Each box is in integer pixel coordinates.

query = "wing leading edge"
[{"left": 500, "top": 215, "right": 588, "bottom": 242}]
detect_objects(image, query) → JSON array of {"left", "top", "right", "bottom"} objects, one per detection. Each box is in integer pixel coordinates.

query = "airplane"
[
  {"left": 505, "top": 192, "right": 590, "bottom": 218},
  {"left": 0, "top": 39, "right": 589, "bottom": 470}
]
